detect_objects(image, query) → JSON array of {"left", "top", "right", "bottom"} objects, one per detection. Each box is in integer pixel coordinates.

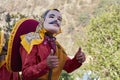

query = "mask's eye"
[
  {"left": 58, "top": 17, "right": 62, "bottom": 21},
  {"left": 49, "top": 14, "right": 55, "bottom": 18}
]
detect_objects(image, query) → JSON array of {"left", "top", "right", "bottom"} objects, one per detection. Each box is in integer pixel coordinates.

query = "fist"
[
  {"left": 75, "top": 48, "right": 86, "bottom": 63},
  {"left": 47, "top": 49, "right": 59, "bottom": 69}
]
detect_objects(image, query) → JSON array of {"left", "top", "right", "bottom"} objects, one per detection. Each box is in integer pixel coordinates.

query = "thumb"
[
  {"left": 78, "top": 47, "right": 81, "bottom": 53},
  {"left": 50, "top": 49, "right": 54, "bottom": 55},
  {"left": 76, "top": 47, "right": 81, "bottom": 55}
]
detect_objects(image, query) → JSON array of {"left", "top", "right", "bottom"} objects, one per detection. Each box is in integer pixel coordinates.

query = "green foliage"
[
  {"left": 83, "top": 2, "right": 120, "bottom": 80},
  {"left": 59, "top": 71, "right": 73, "bottom": 80}
]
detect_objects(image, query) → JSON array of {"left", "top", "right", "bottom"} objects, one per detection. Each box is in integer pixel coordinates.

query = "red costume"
[
  {"left": 0, "top": 31, "right": 19, "bottom": 80},
  {"left": 0, "top": 62, "right": 19, "bottom": 80},
  {"left": 20, "top": 35, "right": 82, "bottom": 80},
  {"left": 6, "top": 12, "right": 85, "bottom": 80}
]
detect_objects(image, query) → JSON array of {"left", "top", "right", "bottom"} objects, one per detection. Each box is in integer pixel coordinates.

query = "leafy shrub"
[{"left": 83, "top": 2, "right": 120, "bottom": 80}]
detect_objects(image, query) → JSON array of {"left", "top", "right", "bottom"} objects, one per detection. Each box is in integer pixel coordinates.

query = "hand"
[
  {"left": 75, "top": 48, "right": 86, "bottom": 63},
  {"left": 47, "top": 49, "right": 59, "bottom": 69}
]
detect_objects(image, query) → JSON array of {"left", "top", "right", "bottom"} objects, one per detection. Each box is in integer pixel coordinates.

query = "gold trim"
[
  {"left": 0, "top": 60, "right": 5, "bottom": 68},
  {"left": 0, "top": 31, "right": 4, "bottom": 54}
]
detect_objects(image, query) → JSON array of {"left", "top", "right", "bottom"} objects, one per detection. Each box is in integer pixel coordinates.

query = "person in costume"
[
  {"left": 0, "top": 30, "right": 19, "bottom": 80},
  {"left": 6, "top": 9, "right": 85, "bottom": 80}
]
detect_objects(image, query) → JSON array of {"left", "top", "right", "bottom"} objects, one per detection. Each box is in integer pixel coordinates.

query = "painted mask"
[{"left": 43, "top": 10, "right": 62, "bottom": 34}]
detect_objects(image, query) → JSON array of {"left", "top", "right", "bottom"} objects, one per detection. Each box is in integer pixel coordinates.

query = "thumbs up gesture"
[
  {"left": 75, "top": 48, "right": 86, "bottom": 63},
  {"left": 47, "top": 49, "right": 59, "bottom": 69}
]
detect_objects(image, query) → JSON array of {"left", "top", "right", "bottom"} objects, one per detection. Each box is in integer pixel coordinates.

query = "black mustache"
[
  {"left": 49, "top": 20, "right": 59, "bottom": 26},
  {"left": 49, "top": 20, "right": 60, "bottom": 27}
]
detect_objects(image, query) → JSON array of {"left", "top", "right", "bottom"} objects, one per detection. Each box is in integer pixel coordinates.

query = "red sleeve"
[
  {"left": 63, "top": 56, "right": 82, "bottom": 73},
  {"left": 20, "top": 46, "right": 49, "bottom": 80}
]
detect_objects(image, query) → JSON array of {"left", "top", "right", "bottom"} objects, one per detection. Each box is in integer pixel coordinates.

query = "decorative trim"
[{"left": 0, "top": 31, "right": 4, "bottom": 54}]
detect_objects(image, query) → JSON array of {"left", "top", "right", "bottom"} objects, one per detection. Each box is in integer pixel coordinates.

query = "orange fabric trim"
[
  {"left": 0, "top": 60, "right": 5, "bottom": 68},
  {"left": 6, "top": 18, "right": 29, "bottom": 71}
]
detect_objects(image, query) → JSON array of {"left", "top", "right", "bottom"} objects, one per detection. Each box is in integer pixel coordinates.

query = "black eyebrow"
[
  {"left": 49, "top": 14, "right": 55, "bottom": 17},
  {"left": 49, "top": 14, "right": 62, "bottom": 20}
]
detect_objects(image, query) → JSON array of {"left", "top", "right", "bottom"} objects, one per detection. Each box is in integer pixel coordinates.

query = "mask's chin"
[{"left": 44, "top": 24, "right": 59, "bottom": 34}]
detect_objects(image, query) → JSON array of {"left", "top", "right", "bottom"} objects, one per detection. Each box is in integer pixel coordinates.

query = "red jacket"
[{"left": 20, "top": 36, "right": 82, "bottom": 80}]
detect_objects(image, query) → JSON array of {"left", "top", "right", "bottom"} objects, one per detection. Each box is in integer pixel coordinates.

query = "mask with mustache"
[
  {"left": 49, "top": 20, "right": 60, "bottom": 27},
  {"left": 43, "top": 10, "right": 62, "bottom": 34}
]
